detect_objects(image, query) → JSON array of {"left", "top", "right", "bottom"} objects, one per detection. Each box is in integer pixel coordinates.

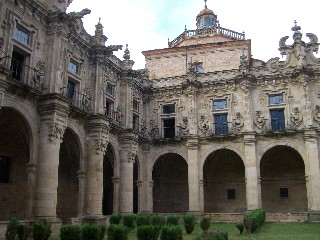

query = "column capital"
[
  {"left": 27, "top": 163, "right": 37, "bottom": 173},
  {"left": 77, "top": 171, "right": 86, "bottom": 179},
  {"left": 112, "top": 177, "right": 120, "bottom": 184},
  {"left": 186, "top": 136, "right": 200, "bottom": 149},
  {"left": 119, "top": 131, "right": 139, "bottom": 163},
  {"left": 48, "top": 123, "right": 66, "bottom": 142},
  {"left": 303, "top": 128, "right": 318, "bottom": 141},
  {"left": 243, "top": 132, "right": 257, "bottom": 144}
]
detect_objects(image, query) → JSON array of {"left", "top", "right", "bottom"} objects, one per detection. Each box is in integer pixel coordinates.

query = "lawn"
[{"left": 126, "top": 222, "right": 320, "bottom": 240}]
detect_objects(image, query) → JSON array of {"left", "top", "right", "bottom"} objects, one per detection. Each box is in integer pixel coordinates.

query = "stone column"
[
  {"left": 304, "top": 129, "right": 320, "bottom": 220},
  {"left": 139, "top": 143, "right": 151, "bottom": 213},
  {"left": 186, "top": 137, "right": 201, "bottom": 213},
  {"left": 35, "top": 122, "right": 66, "bottom": 218},
  {"left": 84, "top": 116, "right": 109, "bottom": 217},
  {"left": 148, "top": 181, "right": 154, "bottom": 213},
  {"left": 77, "top": 171, "right": 86, "bottom": 217},
  {"left": 112, "top": 177, "right": 120, "bottom": 213},
  {"left": 119, "top": 131, "right": 139, "bottom": 214},
  {"left": 199, "top": 180, "right": 204, "bottom": 212},
  {"left": 136, "top": 180, "right": 142, "bottom": 213},
  {"left": 243, "top": 132, "right": 260, "bottom": 210},
  {"left": 26, "top": 163, "right": 37, "bottom": 219}
]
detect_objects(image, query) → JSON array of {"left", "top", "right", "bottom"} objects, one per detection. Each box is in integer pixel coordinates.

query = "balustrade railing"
[
  {"left": 104, "top": 109, "right": 123, "bottom": 127},
  {"left": 61, "top": 87, "right": 92, "bottom": 112}
]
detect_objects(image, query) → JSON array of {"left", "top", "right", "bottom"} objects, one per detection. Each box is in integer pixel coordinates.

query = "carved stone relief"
[
  {"left": 48, "top": 123, "right": 66, "bottom": 142},
  {"left": 33, "top": 61, "right": 45, "bottom": 90},
  {"left": 198, "top": 115, "right": 210, "bottom": 134},
  {"left": 254, "top": 110, "right": 266, "bottom": 130},
  {"left": 232, "top": 112, "right": 244, "bottom": 133},
  {"left": 179, "top": 117, "right": 189, "bottom": 136},
  {"left": 290, "top": 107, "right": 303, "bottom": 128}
]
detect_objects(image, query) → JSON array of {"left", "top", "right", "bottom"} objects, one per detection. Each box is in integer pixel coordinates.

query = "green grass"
[{"left": 48, "top": 222, "right": 320, "bottom": 240}]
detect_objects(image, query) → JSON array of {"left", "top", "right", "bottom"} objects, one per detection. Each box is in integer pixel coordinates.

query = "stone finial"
[
  {"left": 291, "top": 20, "right": 301, "bottom": 32},
  {"left": 123, "top": 44, "right": 130, "bottom": 60},
  {"left": 291, "top": 20, "right": 302, "bottom": 44},
  {"left": 204, "top": 0, "right": 208, "bottom": 8},
  {"left": 93, "top": 18, "right": 108, "bottom": 45}
]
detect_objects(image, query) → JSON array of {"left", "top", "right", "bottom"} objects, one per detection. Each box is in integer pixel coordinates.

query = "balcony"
[
  {"left": 60, "top": 87, "right": 92, "bottom": 113},
  {"left": 104, "top": 108, "right": 123, "bottom": 129},
  {"left": 132, "top": 121, "right": 148, "bottom": 140}
]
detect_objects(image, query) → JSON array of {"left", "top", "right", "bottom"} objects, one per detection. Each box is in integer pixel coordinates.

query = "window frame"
[
  {"left": 270, "top": 109, "right": 286, "bottom": 131},
  {"left": 106, "top": 83, "right": 114, "bottom": 97},
  {"left": 163, "top": 118, "right": 176, "bottom": 139},
  {"left": 68, "top": 59, "right": 80, "bottom": 75},
  {"left": 269, "top": 94, "right": 284, "bottom": 105},
  {"left": 227, "top": 188, "right": 236, "bottom": 200},
  {"left": 14, "top": 25, "right": 30, "bottom": 46},
  {"left": 280, "top": 187, "right": 289, "bottom": 198},
  {"left": 162, "top": 104, "right": 176, "bottom": 115},
  {"left": 213, "top": 99, "right": 228, "bottom": 110},
  {"left": 214, "top": 113, "right": 229, "bottom": 135}
]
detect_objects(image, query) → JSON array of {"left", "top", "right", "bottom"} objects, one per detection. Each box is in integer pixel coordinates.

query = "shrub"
[
  {"left": 243, "top": 208, "right": 266, "bottom": 233},
  {"left": 183, "top": 214, "right": 196, "bottom": 234},
  {"left": 32, "top": 221, "right": 52, "bottom": 240},
  {"left": 235, "top": 223, "right": 244, "bottom": 234},
  {"left": 107, "top": 224, "right": 129, "bottom": 240},
  {"left": 243, "top": 217, "right": 256, "bottom": 233},
  {"left": 60, "top": 224, "right": 81, "bottom": 240},
  {"left": 110, "top": 213, "right": 122, "bottom": 225},
  {"left": 136, "top": 214, "right": 151, "bottom": 227},
  {"left": 5, "top": 218, "right": 20, "bottom": 240},
  {"left": 195, "top": 231, "right": 228, "bottom": 240},
  {"left": 82, "top": 224, "right": 106, "bottom": 240},
  {"left": 160, "top": 225, "right": 183, "bottom": 240},
  {"left": 166, "top": 215, "right": 180, "bottom": 226},
  {"left": 123, "top": 214, "right": 136, "bottom": 229},
  {"left": 17, "top": 223, "right": 33, "bottom": 240},
  {"left": 151, "top": 215, "right": 166, "bottom": 228},
  {"left": 200, "top": 217, "right": 211, "bottom": 232},
  {"left": 136, "top": 225, "right": 161, "bottom": 240}
]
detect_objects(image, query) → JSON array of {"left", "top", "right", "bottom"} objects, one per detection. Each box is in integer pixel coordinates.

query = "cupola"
[{"left": 196, "top": 0, "right": 218, "bottom": 29}]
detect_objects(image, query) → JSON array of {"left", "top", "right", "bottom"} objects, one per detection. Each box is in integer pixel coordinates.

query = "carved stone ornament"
[
  {"left": 127, "top": 142, "right": 138, "bottom": 163},
  {"left": 149, "top": 119, "right": 159, "bottom": 139},
  {"left": 68, "top": 8, "right": 91, "bottom": 20},
  {"left": 33, "top": 61, "right": 45, "bottom": 90},
  {"left": 198, "top": 115, "right": 210, "bottom": 134},
  {"left": 48, "top": 123, "right": 66, "bottom": 142},
  {"left": 179, "top": 117, "right": 189, "bottom": 135},
  {"left": 232, "top": 112, "right": 244, "bottom": 133},
  {"left": 254, "top": 110, "right": 266, "bottom": 130},
  {"left": 290, "top": 107, "right": 303, "bottom": 127},
  {"left": 94, "top": 138, "right": 108, "bottom": 155},
  {"left": 313, "top": 105, "right": 320, "bottom": 123}
]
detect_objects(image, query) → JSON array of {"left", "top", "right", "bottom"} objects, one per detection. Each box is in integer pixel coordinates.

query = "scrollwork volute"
[
  {"left": 179, "top": 117, "right": 189, "bottom": 136},
  {"left": 48, "top": 123, "right": 66, "bottom": 142},
  {"left": 313, "top": 105, "right": 320, "bottom": 123},
  {"left": 290, "top": 107, "right": 303, "bottom": 128},
  {"left": 254, "top": 110, "right": 266, "bottom": 130},
  {"left": 198, "top": 115, "right": 210, "bottom": 134},
  {"left": 232, "top": 112, "right": 244, "bottom": 133}
]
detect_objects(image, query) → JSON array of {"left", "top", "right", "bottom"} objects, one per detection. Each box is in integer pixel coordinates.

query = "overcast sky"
[{"left": 68, "top": 0, "right": 320, "bottom": 70}]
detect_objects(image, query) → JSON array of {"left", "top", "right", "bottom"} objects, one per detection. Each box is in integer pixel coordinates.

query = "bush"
[
  {"left": 33, "top": 221, "right": 52, "bottom": 240},
  {"left": 166, "top": 215, "right": 180, "bottom": 226},
  {"left": 60, "top": 224, "right": 81, "bottom": 240},
  {"left": 107, "top": 224, "right": 129, "bottom": 240},
  {"left": 5, "top": 218, "right": 20, "bottom": 240},
  {"left": 235, "top": 223, "right": 244, "bottom": 234},
  {"left": 110, "top": 213, "right": 122, "bottom": 225},
  {"left": 243, "top": 208, "right": 266, "bottom": 233},
  {"left": 82, "top": 224, "right": 106, "bottom": 240},
  {"left": 160, "top": 225, "right": 183, "bottom": 240},
  {"left": 183, "top": 214, "right": 196, "bottom": 234},
  {"left": 151, "top": 215, "right": 166, "bottom": 228},
  {"left": 136, "top": 214, "right": 151, "bottom": 227},
  {"left": 136, "top": 225, "right": 161, "bottom": 240},
  {"left": 123, "top": 214, "right": 136, "bottom": 229},
  {"left": 200, "top": 217, "right": 211, "bottom": 232},
  {"left": 195, "top": 231, "right": 228, "bottom": 240},
  {"left": 17, "top": 223, "right": 33, "bottom": 240}
]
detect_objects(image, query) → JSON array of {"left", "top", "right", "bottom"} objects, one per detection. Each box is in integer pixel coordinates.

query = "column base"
[
  {"left": 80, "top": 215, "right": 107, "bottom": 225},
  {"left": 309, "top": 210, "right": 320, "bottom": 221}
]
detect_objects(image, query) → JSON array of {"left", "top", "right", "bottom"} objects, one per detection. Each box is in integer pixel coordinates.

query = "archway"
[
  {"left": 152, "top": 153, "right": 188, "bottom": 213},
  {"left": 0, "top": 108, "right": 30, "bottom": 220},
  {"left": 260, "top": 146, "right": 307, "bottom": 213},
  {"left": 57, "top": 128, "right": 80, "bottom": 223},
  {"left": 103, "top": 144, "right": 114, "bottom": 215},
  {"left": 203, "top": 149, "right": 246, "bottom": 213}
]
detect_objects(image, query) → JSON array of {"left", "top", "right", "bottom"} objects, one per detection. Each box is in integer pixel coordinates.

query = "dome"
[
  {"left": 196, "top": 6, "right": 215, "bottom": 20},
  {"left": 196, "top": 2, "right": 218, "bottom": 30}
]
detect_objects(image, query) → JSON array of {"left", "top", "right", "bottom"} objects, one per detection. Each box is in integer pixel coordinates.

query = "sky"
[{"left": 68, "top": 0, "right": 320, "bottom": 70}]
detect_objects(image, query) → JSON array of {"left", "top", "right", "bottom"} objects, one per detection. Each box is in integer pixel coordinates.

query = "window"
[
  {"left": 269, "top": 94, "right": 283, "bottom": 105},
  {"left": 106, "top": 83, "right": 114, "bottom": 96},
  {"left": 213, "top": 99, "right": 227, "bottom": 110},
  {"left": 227, "top": 189, "right": 236, "bottom": 200},
  {"left": 105, "top": 100, "right": 113, "bottom": 117},
  {"left": 163, "top": 104, "right": 175, "bottom": 114},
  {"left": 195, "top": 63, "right": 203, "bottom": 74},
  {"left": 0, "top": 156, "right": 10, "bottom": 183},
  {"left": 11, "top": 50, "right": 26, "bottom": 81},
  {"left": 133, "top": 114, "right": 139, "bottom": 131},
  {"left": 280, "top": 188, "right": 288, "bottom": 198},
  {"left": 270, "top": 109, "right": 285, "bottom": 131},
  {"left": 67, "top": 81, "right": 75, "bottom": 99},
  {"left": 14, "top": 26, "right": 30, "bottom": 45},
  {"left": 199, "top": 17, "right": 205, "bottom": 29},
  {"left": 163, "top": 118, "right": 175, "bottom": 138},
  {"left": 133, "top": 100, "right": 139, "bottom": 111},
  {"left": 205, "top": 16, "right": 212, "bottom": 28},
  {"left": 214, "top": 113, "right": 228, "bottom": 135},
  {"left": 68, "top": 60, "right": 79, "bottom": 75}
]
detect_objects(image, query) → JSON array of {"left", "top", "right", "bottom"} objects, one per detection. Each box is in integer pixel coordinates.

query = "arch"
[
  {"left": 103, "top": 143, "right": 116, "bottom": 215},
  {"left": 133, "top": 156, "right": 140, "bottom": 214},
  {"left": 203, "top": 149, "right": 246, "bottom": 213},
  {"left": 152, "top": 153, "right": 189, "bottom": 213},
  {"left": 260, "top": 145, "right": 308, "bottom": 213},
  {"left": 150, "top": 149, "right": 188, "bottom": 173},
  {"left": 108, "top": 136, "right": 120, "bottom": 177},
  {"left": 0, "top": 107, "right": 32, "bottom": 220}
]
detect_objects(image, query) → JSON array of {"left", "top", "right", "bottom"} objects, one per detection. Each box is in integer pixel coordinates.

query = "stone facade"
[{"left": 1, "top": 0, "right": 320, "bottom": 236}]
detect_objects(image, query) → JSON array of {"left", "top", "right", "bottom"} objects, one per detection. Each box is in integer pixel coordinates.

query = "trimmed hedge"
[
  {"left": 110, "top": 213, "right": 122, "bottom": 225},
  {"left": 60, "top": 224, "right": 81, "bottom": 240},
  {"left": 107, "top": 224, "right": 129, "bottom": 240},
  {"left": 243, "top": 208, "right": 266, "bottom": 233},
  {"left": 136, "top": 214, "right": 151, "bottom": 227},
  {"left": 183, "top": 214, "right": 196, "bottom": 234},
  {"left": 33, "top": 221, "right": 52, "bottom": 240},
  {"left": 166, "top": 215, "right": 180, "bottom": 226},
  {"left": 195, "top": 231, "right": 228, "bottom": 240},
  {"left": 5, "top": 218, "right": 19, "bottom": 240},
  {"left": 123, "top": 214, "right": 136, "bottom": 229},
  {"left": 200, "top": 217, "right": 211, "bottom": 232},
  {"left": 151, "top": 215, "right": 166, "bottom": 228},
  {"left": 160, "top": 225, "right": 183, "bottom": 240},
  {"left": 17, "top": 223, "right": 32, "bottom": 240},
  {"left": 136, "top": 225, "right": 161, "bottom": 240},
  {"left": 235, "top": 223, "right": 244, "bottom": 234},
  {"left": 82, "top": 224, "right": 106, "bottom": 240}
]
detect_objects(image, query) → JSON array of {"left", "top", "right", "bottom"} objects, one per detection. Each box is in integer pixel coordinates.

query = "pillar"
[
  {"left": 84, "top": 116, "right": 109, "bottom": 217},
  {"left": 26, "top": 163, "right": 37, "bottom": 219},
  {"left": 112, "top": 177, "right": 120, "bottom": 213},
  {"left": 304, "top": 129, "right": 320, "bottom": 220},
  {"left": 243, "top": 132, "right": 260, "bottom": 210},
  {"left": 77, "top": 171, "right": 86, "bottom": 217},
  {"left": 186, "top": 137, "right": 201, "bottom": 213}
]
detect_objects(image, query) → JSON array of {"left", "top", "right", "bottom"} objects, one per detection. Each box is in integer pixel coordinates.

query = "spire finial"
[
  {"left": 204, "top": 0, "right": 207, "bottom": 8},
  {"left": 291, "top": 20, "right": 301, "bottom": 32},
  {"left": 99, "top": 17, "right": 101, "bottom": 23}
]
